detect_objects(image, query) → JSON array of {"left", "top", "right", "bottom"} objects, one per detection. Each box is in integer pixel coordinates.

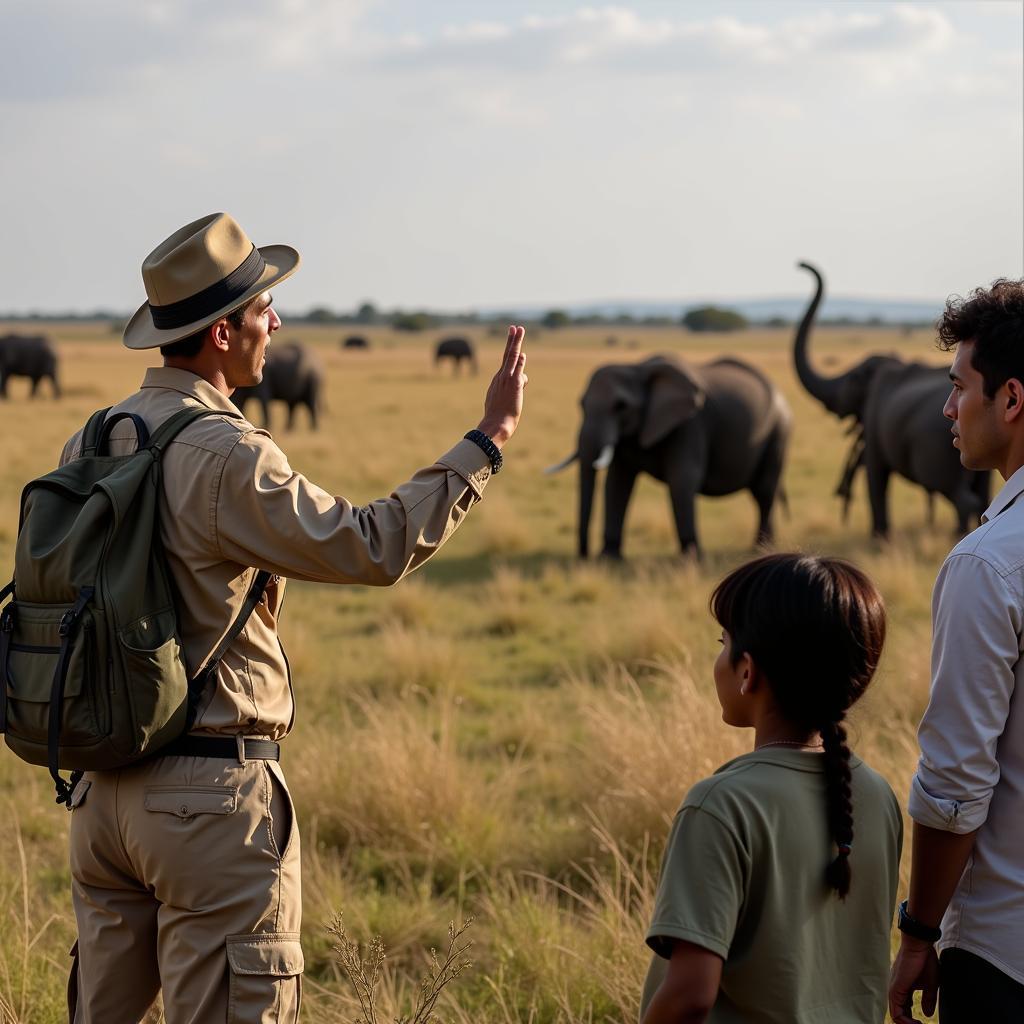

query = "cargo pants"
[{"left": 67, "top": 752, "right": 302, "bottom": 1023}]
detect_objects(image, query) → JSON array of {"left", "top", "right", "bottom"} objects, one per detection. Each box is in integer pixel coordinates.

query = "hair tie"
[{"left": 836, "top": 843, "right": 852, "bottom": 857}]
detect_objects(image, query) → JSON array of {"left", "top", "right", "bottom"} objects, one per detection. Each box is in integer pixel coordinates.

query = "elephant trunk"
[
  {"left": 578, "top": 462, "right": 597, "bottom": 558},
  {"left": 794, "top": 261, "right": 843, "bottom": 415},
  {"left": 576, "top": 422, "right": 616, "bottom": 558}
]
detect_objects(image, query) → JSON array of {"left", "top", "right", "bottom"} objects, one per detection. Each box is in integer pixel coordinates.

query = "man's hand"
[
  {"left": 889, "top": 936, "right": 940, "bottom": 1024},
  {"left": 476, "top": 325, "right": 527, "bottom": 448}
]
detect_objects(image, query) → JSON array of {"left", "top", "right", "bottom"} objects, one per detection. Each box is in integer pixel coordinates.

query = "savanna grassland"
[{"left": 0, "top": 320, "right": 958, "bottom": 1023}]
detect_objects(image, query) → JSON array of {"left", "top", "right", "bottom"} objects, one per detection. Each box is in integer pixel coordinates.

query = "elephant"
[
  {"left": 342, "top": 335, "right": 370, "bottom": 349},
  {"left": 232, "top": 341, "right": 324, "bottom": 430},
  {"left": 0, "top": 334, "right": 60, "bottom": 398},
  {"left": 794, "top": 262, "right": 989, "bottom": 537},
  {"left": 435, "top": 337, "right": 477, "bottom": 375},
  {"left": 547, "top": 354, "right": 792, "bottom": 558}
]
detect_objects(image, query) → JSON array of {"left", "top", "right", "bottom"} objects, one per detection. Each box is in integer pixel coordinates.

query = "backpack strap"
[
  {"left": 48, "top": 586, "right": 95, "bottom": 806},
  {"left": 185, "top": 569, "right": 272, "bottom": 731},
  {"left": 147, "top": 405, "right": 232, "bottom": 455},
  {"left": 80, "top": 408, "right": 113, "bottom": 458},
  {"left": 96, "top": 412, "right": 151, "bottom": 456}
]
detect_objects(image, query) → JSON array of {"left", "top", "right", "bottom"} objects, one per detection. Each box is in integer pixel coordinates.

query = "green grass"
[{"left": 0, "top": 321, "right": 952, "bottom": 1021}]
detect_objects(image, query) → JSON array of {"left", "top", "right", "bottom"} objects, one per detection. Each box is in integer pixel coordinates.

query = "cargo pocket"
[
  {"left": 144, "top": 786, "right": 238, "bottom": 819},
  {"left": 226, "top": 933, "right": 303, "bottom": 1023}
]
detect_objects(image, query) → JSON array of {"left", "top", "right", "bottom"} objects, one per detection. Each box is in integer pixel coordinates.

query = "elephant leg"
[
  {"left": 51, "top": 373, "right": 61, "bottom": 399},
  {"left": 749, "top": 432, "right": 787, "bottom": 547},
  {"left": 286, "top": 403, "right": 296, "bottom": 430},
  {"left": 308, "top": 399, "right": 318, "bottom": 430},
  {"left": 30, "top": 376, "right": 40, "bottom": 397},
  {"left": 261, "top": 400, "right": 271, "bottom": 430},
  {"left": 666, "top": 471, "right": 701, "bottom": 558},
  {"left": 864, "top": 448, "right": 891, "bottom": 538},
  {"left": 601, "top": 460, "right": 639, "bottom": 559}
]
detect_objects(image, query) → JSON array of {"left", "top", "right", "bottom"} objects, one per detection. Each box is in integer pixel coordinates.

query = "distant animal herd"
[{"left": 1, "top": 264, "right": 984, "bottom": 556}]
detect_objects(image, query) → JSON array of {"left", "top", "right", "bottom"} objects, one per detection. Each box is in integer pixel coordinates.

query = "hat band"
[{"left": 148, "top": 246, "right": 267, "bottom": 330}]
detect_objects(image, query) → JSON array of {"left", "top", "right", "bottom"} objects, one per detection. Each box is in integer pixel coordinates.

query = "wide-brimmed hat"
[{"left": 123, "top": 212, "right": 300, "bottom": 350}]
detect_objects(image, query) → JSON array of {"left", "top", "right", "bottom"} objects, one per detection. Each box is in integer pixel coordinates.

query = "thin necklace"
[{"left": 755, "top": 739, "right": 824, "bottom": 751}]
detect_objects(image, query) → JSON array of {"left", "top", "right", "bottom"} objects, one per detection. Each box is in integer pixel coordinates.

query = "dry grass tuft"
[{"left": 289, "top": 697, "right": 522, "bottom": 885}]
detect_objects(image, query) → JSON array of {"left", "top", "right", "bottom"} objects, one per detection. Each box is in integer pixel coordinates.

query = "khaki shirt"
[{"left": 60, "top": 367, "right": 492, "bottom": 740}]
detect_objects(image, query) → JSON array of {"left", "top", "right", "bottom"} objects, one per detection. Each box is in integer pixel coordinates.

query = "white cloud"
[{"left": 0, "top": 1, "right": 1019, "bottom": 310}]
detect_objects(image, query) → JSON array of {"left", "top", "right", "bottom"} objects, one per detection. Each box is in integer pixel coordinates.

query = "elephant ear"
[{"left": 639, "top": 357, "right": 705, "bottom": 448}]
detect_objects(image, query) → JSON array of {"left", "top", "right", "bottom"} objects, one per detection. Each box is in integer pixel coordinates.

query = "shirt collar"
[
  {"left": 982, "top": 463, "right": 1024, "bottom": 523},
  {"left": 140, "top": 366, "right": 244, "bottom": 417}
]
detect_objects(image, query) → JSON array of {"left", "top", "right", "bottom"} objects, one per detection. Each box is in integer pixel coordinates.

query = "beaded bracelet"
[{"left": 464, "top": 429, "right": 503, "bottom": 474}]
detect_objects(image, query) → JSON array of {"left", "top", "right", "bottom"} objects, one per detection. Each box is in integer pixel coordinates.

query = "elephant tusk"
[
  {"left": 544, "top": 452, "right": 578, "bottom": 474},
  {"left": 592, "top": 444, "right": 615, "bottom": 470}
]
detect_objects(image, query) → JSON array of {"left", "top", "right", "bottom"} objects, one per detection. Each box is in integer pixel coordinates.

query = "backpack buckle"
[
  {"left": 58, "top": 612, "right": 74, "bottom": 638},
  {"left": 0, "top": 607, "right": 14, "bottom": 632}
]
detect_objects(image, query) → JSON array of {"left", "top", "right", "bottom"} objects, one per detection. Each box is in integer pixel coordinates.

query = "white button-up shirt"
[{"left": 909, "top": 463, "right": 1024, "bottom": 984}]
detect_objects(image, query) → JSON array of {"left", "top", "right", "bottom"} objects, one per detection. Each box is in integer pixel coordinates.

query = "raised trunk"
[{"left": 794, "top": 262, "right": 843, "bottom": 414}]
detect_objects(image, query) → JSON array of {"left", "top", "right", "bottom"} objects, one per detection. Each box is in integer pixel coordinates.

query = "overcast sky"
[{"left": 2, "top": 1, "right": 1021, "bottom": 313}]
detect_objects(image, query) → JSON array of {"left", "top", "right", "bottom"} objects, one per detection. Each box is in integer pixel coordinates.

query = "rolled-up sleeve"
[
  {"left": 909, "top": 553, "right": 1022, "bottom": 834},
  {"left": 212, "top": 432, "right": 492, "bottom": 585}
]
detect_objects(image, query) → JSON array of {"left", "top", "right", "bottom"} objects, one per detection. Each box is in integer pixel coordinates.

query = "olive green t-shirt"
[{"left": 641, "top": 748, "right": 903, "bottom": 1024}]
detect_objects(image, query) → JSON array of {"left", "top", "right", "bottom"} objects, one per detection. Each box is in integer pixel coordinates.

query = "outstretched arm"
[{"left": 213, "top": 326, "right": 528, "bottom": 585}]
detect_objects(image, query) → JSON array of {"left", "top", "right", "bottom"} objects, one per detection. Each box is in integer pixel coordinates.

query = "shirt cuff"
[
  {"left": 436, "top": 438, "right": 493, "bottom": 498},
  {"left": 908, "top": 773, "right": 991, "bottom": 834}
]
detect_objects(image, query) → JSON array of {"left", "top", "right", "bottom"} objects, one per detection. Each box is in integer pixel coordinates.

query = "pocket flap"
[
  {"left": 226, "top": 933, "right": 304, "bottom": 976},
  {"left": 144, "top": 786, "right": 237, "bottom": 818}
]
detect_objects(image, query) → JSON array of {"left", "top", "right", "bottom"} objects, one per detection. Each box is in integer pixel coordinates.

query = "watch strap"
[
  {"left": 464, "top": 429, "right": 503, "bottom": 474},
  {"left": 897, "top": 900, "right": 942, "bottom": 943}
]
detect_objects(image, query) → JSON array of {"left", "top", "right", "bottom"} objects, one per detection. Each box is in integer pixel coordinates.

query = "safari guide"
[{"left": 54, "top": 212, "right": 527, "bottom": 1021}]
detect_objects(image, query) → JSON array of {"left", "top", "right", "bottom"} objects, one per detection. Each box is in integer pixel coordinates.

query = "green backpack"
[{"left": 0, "top": 406, "right": 269, "bottom": 806}]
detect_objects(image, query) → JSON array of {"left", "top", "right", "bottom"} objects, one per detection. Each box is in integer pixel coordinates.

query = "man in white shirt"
[{"left": 889, "top": 278, "right": 1024, "bottom": 1024}]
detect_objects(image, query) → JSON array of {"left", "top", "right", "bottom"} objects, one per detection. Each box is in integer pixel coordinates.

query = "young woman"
[{"left": 641, "top": 553, "right": 903, "bottom": 1024}]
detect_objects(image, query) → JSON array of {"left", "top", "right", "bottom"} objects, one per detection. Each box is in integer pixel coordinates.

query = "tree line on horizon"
[{"left": 0, "top": 300, "right": 933, "bottom": 332}]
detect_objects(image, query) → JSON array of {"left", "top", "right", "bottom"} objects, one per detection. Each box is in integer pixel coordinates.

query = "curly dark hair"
[
  {"left": 710, "top": 553, "right": 886, "bottom": 900},
  {"left": 936, "top": 279, "right": 1024, "bottom": 400}
]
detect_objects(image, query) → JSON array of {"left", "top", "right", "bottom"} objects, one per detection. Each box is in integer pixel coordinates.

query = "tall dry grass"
[{"left": 0, "top": 323, "right": 950, "bottom": 1020}]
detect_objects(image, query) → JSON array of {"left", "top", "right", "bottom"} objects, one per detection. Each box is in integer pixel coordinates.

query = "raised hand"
[{"left": 477, "top": 325, "right": 527, "bottom": 448}]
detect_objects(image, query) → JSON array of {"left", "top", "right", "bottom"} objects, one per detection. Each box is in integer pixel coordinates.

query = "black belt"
[{"left": 157, "top": 736, "right": 280, "bottom": 761}]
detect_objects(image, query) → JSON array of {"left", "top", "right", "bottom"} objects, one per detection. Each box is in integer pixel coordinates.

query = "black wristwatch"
[
  {"left": 897, "top": 900, "right": 942, "bottom": 944},
  {"left": 464, "top": 429, "right": 503, "bottom": 474}
]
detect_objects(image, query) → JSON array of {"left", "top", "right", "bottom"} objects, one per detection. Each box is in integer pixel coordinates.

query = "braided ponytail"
[
  {"left": 711, "top": 553, "right": 885, "bottom": 903},
  {"left": 821, "top": 718, "right": 854, "bottom": 899}
]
